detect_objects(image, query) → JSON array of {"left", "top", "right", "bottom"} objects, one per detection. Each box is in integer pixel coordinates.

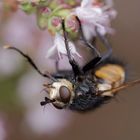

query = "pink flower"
[
  {"left": 46, "top": 33, "right": 81, "bottom": 60},
  {"left": 74, "top": 0, "right": 117, "bottom": 40}
]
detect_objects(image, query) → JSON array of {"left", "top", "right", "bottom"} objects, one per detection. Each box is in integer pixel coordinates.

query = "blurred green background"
[{"left": 0, "top": 0, "right": 140, "bottom": 140}]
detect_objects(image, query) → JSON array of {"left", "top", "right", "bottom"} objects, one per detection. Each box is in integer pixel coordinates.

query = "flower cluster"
[
  {"left": 16, "top": 0, "right": 117, "bottom": 60},
  {"left": 75, "top": 0, "right": 117, "bottom": 40},
  {"left": 17, "top": 0, "right": 80, "bottom": 32}
]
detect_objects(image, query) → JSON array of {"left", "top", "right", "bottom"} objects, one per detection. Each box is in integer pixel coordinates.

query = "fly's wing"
[{"left": 99, "top": 79, "right": 140, "bottom": 96}]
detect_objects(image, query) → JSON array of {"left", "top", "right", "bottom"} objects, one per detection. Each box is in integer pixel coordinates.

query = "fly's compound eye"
[
  {"left": 59, "top": 86, "right": 71, "bottom": 103},
  {"left": 47, "top": 80, "right": 73, "bottom": 109},
  {"left": 52, "top": 86, "right": 72, "bottom": 109}
]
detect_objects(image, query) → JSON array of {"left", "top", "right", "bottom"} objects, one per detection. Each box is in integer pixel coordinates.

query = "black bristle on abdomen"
[{"left": 69, "top": 95, "right": 111, "bottom": 111}]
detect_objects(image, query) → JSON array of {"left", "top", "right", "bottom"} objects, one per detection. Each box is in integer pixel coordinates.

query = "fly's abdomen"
[{"left": 95, "top": 64, "right": 126, "bottom": 96}]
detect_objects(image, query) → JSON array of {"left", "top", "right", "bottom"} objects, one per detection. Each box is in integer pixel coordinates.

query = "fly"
[{"left": 5, "top": 17, "right": 140, "bottom": 112}]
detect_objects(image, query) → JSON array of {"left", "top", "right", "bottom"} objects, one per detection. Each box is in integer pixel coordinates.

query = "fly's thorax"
[
  {"left": 45, "top": 79, "right": 75, "bottom": 109},
  {"left": 95, "top": 64, "right": 126, "bottom": 97}
]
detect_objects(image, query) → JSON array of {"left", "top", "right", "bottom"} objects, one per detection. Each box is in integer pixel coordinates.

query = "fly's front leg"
[
  {"left": 61, "top": 19, "right": 82, "bottom": 78},
  {"left": 75, "top": 16, "right": 101, "bottom": 57},
  {"left": 76, "top": 17, "right": 113, "bottom": 73},
  {"left": 75, "top": 17, "right": 102, "bottom": 73},
  {"left": 82, "top": 31, "right": 112, "bottom": 73},
  {"left": 82, "top": 31, "right": 113, "bottom": 73},
  {"left": 6, "top": 46, "right": 57, "bottom": 81}
]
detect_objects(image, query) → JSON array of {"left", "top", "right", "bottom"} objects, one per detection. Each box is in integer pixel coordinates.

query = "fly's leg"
[{"left": 62, "top": 19, "right": 83, "bottom": 78}]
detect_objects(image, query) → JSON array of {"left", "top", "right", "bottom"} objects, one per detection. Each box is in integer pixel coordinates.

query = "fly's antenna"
[
  {"left": 99, "top": 79, "right": 140, "bottom": 95},
  {"left": 4, "top": 45, "right": 57, "bottom": 82}
]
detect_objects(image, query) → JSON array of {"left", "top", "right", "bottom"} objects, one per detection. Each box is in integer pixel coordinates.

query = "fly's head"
[{"left": 40, "top": 79, "right": 75, "bottom": 109}]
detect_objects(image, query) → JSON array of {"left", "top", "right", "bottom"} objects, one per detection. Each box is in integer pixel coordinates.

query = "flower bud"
[
  {"left": 65, "top": 15, "right": 79, "bottom": 33},
  {"left": 20, "top": 2, "right": 36, "bottom": 14}
]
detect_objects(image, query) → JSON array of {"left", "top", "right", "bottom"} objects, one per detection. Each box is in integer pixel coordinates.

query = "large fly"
[{"left": 5, "top": 17, "right": 140, "bottom": 112}]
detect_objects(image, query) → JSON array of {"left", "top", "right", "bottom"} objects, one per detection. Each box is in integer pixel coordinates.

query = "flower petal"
[
  {"left": 81, "top": 0, "right": 93, "bottom": 8},
  {"left": 46, "top": 33, "right": 81, "bottom": 60},
  {"left": 75, "top": 0, "right": 117, "bottom": 39}
]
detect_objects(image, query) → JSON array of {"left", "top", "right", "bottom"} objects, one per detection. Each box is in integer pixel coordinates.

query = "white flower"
[
  {"left": 74, "top": 0, "right": 117, "bottom": 40},
  {"left": 46, "top": 33, "right": 81, "bottom": 60}
]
